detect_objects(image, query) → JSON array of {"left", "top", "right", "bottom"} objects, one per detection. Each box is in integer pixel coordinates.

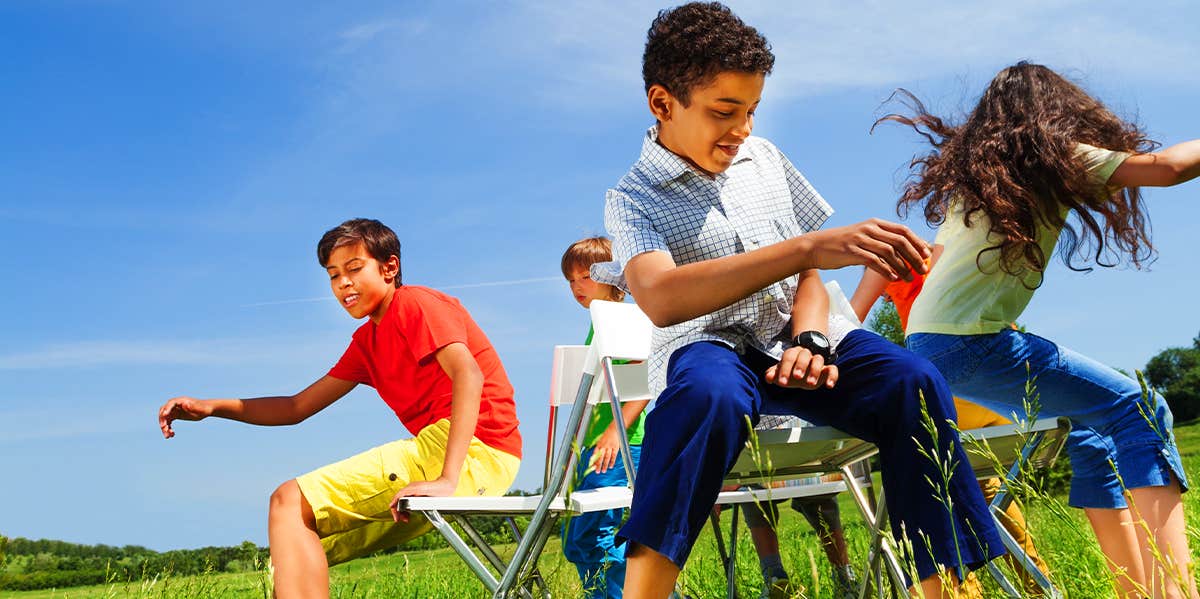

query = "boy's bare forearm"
[
  {"left": 208, "top": 396, "right": 300, "bottom": 425},
  {"left": 629, "top": 235, "right": 819, "bottom": 326},
  {"left": 439, "top": 372, "right": 483, "bottom": 485},
  {"left": 790, "top": 269, "right": 829, "bottom": 337},
  {"left": 206, "top": 376, "right": 353, "bottom": 426},
  {"left": 433, "top": 343, "right": 485, "bottom": 486},
  {"left": 629, "top": 221, "right": 929, "bottom": 327}
]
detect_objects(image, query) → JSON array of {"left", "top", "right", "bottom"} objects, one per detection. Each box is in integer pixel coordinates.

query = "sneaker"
[
  {"left": 759, "top": 575, "right": 802, "bottom": 599},
  {"left": 833, "top": 565, "right": 859, "bottom": 599}
]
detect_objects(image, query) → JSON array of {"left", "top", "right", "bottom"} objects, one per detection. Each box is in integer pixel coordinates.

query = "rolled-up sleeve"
[{"left": 602, "top": 189, "right": 671, "bottom": 283}]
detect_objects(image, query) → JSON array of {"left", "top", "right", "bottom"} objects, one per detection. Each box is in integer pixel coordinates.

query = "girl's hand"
[
  {"left": 766, "top": 347, "right": 839, "bottom": 390},
  {"left": 158, "top": 396, "right": 214, "bottom": 439}
]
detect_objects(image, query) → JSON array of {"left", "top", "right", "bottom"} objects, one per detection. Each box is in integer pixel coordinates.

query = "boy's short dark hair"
[
  {"left": 643, "top": 2, "right": 774, "bottom": 105},
  {"left": 317, "top": 218, "right": 403, "bottom": 287}
]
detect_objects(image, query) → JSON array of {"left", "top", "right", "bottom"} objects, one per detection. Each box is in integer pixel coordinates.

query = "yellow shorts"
[{"left": 295, "top": 418, "right": 520, "bottom": 565}]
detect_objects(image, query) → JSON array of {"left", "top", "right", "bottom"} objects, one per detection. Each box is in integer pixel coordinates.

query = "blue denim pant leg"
[
  {"left": 908, "top": 329, "right": 1188, "bottom": 509},
  {"left": 616, "top": 342, "right": 760, "bottom": 569},
  {"left": 563, "top": 444, "right": 641, "bottom": 599},
  {"left": 758, "top": 329, "right": 1004, "bottom": 581}
]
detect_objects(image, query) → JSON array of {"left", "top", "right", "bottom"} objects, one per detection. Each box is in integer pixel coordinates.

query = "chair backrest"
[
  {"left": 587, "top": 300, "right": 653, "bottom": 369},
  {"left": 547, "top": 345, "right": 652, "bottom": 408},
  {"left": 543, "top": 301, "right": 654, "bottom": 487},
  {"left": 548, "top": 345, "right": 589, "bottom": 408}
]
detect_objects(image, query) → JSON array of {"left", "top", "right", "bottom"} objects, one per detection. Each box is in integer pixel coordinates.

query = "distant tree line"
[
  {"left": 1145, "top": 334, "right": 1200, "bottom": 423},
  {"left": 0, "top": 489, "right": 539, "bottom": 591},
  {"left": 0, "top": 537, "right": 268, "bottom": 591}
]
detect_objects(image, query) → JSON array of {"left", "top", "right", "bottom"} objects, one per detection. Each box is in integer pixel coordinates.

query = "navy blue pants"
[{"left": 617, "top": 329, "right": 1004, "bottom": 580}]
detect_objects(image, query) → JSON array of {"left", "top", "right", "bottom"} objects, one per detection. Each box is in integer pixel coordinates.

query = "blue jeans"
[
  {"left": 907, "top": 329, "right": 1188, "bottom": 509},
  {"left": 562, "top": 444, "right": 641, "bottom": 599},
  {"left": 618, "top": 330, "right": 1004, "bottom": 581}
]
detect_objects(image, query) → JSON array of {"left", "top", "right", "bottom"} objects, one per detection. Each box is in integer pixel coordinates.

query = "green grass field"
[{"left": 7, "top": 420, "right": 1200, "bottom": 598}]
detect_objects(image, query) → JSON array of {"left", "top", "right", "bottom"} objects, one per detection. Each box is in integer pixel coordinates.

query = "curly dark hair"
[
  {"left": 878, "top": 62, "right": 1158, "bottom": 284},
  {"left": 643, "top": 2, "right": 774, "bottom": 105}
]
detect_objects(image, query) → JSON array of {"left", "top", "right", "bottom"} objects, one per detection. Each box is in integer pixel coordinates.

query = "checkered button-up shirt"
[{"left": 594, "top": 126, "right": 851, "bottom": 398}]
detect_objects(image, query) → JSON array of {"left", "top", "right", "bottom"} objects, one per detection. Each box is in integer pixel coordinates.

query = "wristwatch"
[{"left": 792, "top": 330, "right": 836, "bottom": 363}]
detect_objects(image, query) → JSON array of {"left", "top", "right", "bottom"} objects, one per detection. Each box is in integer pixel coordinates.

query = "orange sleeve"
[{"left": 883, "top": 270, "right": 927, "bottom": 332}]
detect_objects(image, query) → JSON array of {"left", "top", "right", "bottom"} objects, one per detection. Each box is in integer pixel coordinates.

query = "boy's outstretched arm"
[
  {"left": 1109, "top": 139, "right": 1200, "bottom": 188},
  {"left": 390, "top": 342, "right": 482, "bottom": 514},
  {"left": 158, "top": 376, "right": 356, "bottom": 439},
  {"left": 626, "top": 219, "right": 930, "bottom": 327}
]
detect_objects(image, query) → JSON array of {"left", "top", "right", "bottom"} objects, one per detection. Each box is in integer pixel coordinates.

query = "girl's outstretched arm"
[
  {"left": 1109, "top": 139, "right": 1200, "bottom": 188},
  {"left": 850, "top": 268, "right": 890, "bottom": 323},
  {"left": 848, "top": 243, "right": 943, "bottom": 323}
]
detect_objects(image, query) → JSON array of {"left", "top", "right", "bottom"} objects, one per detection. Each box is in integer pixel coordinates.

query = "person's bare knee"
[{"left": 270, "top": 480, "right": 317, "bottom": 532}]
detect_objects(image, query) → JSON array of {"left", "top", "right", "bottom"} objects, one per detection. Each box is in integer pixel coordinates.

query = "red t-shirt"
[{"left": 328, "top": 286, "right": 522, "bottom": 458}]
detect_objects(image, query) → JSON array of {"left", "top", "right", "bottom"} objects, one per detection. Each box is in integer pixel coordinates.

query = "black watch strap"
[{"left": 792, "top": 330, "right": 836, "bottom": 362}]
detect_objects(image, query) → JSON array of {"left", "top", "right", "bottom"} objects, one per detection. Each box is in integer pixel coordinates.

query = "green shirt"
[
  {"left": 582, "top": 326, "right": 646, "bottom": 447},
  {"left": 907, "top": 143, "right": 1130, "bottom": 336}
]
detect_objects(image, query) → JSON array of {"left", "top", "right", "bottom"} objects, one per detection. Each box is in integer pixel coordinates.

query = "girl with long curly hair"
[{"left": 885, "top": 62, "right": 1200, "bottom": 598}]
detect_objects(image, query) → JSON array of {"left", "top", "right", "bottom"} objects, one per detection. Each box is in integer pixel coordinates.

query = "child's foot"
[
  {"left": 833, "top": 565, "right": 858, "bottom": 599},
  {"left": 759, "top": 575, "right": 803, "bottom": 599}
]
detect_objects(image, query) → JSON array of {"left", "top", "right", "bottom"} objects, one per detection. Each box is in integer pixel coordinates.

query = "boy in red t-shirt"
[{"left": 157, "top": 218, "right": 522, "bottom": 598}]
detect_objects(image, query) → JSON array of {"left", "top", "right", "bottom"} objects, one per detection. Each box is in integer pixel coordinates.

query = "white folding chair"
[
  {"left": 399, "top": 300, "right": 653, "bottom": 598},
  {"left": 959, "top": 417, "right": 1070, "bottom": 598},
  {"left": 711, "top": 421, "right": 882, "bottom": 599},
  {"left": 845, "top": 416, "right": 1071, "bottom": 599},
  {"left": 707, "top": 282, "right": 1071, "bottom": 598}
]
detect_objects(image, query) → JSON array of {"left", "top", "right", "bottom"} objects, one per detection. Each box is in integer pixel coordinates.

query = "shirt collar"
[{"left": 635, "top": 125, "right": 752, "bottom": 186}]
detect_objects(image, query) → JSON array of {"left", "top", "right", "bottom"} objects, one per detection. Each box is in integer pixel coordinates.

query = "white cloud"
[{"left": 423, "top": 0, "right": 1200, "bottom": 102}]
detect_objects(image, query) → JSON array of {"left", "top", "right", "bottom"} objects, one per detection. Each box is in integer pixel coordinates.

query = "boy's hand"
[
  {"left": 390, "top": 477, "right": 457, "bottom": 523},
  {"left": 591, "top": 427, "right": 623, "bottom": 475},
  {"left": 158, "top": 396, "right": 214, "bottom": 439},
  {"left": 766, "top": 347, "right": 838, "bottom": 390},
  {"left": 806, "top": 219, "right": 931, "bottom": 281}
]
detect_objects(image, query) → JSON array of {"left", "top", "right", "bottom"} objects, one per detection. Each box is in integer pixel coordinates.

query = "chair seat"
[
  {"left": 959, "top": 417, "right": 1068, "bottom": 474},
  {"left": 400, "top": 486, "right": 633, "bottom": 516},
  {"left": 725, "top": 425, "right": 877, "bottom": 485},
  {"left": 715, "top": 480, "right": 855, "bottom": 505}
]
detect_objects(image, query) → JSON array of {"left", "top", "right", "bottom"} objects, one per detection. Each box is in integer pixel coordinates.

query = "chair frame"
[{"left": 399, "top": 300, "right": 652, "bottom": 598}]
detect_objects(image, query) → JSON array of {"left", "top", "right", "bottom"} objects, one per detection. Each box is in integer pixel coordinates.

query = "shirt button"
[{"left": 388, "top": 473, "right": 398, "bottom": 482}]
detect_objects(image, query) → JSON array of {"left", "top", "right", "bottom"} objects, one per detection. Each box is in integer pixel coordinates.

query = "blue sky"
[{"left": 1, "top": 1, "right": 1198, "bottom": 551}]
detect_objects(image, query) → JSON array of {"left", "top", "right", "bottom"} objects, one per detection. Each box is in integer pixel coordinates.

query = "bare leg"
[
  {"left": 268, "top": 480, "right": 329, "bottom": 599},
  {"left": 623, "top": 543, "right": 681, "bottom": 599},
  {"left": 1128, "top": 479, "right": 1198, "bottom": 599},
  {"left": 748, "top": 525, "right": 780, "bottom": 556},
  {"left": 1086, "top": 506, "right": 1146, "bottom": 598},
  {"left": 914, "top": 570, "right": 959, "bottom": 599},
  {"left": 817, "top": 527, "right": 850, "bottom": 567}
]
